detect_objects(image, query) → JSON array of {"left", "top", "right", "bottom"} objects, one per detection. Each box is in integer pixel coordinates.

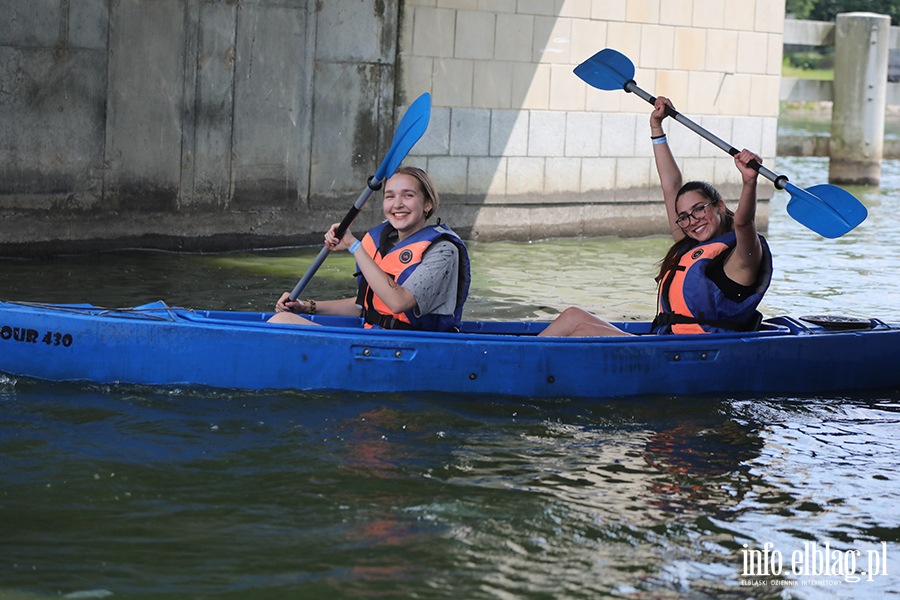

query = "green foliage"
[
  {"left": 783, "top": 48, "right": 834, "bottom": 70},
  {"left": 786, "top": 0, "right": 819, "bottom": 19},
  {"left": 782, "top": 58, "right": 834, "bottom": 80},
  {"left": 786, "top": 0, "right": 900, "bottom": 78},
  {"left": 804, "top": 0, "right": 900, "bottom": 26}
]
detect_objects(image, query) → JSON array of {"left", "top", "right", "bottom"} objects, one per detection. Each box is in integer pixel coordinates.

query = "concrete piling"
[{"left": 829, "top": 12, "right": 891, "bottom": 186}]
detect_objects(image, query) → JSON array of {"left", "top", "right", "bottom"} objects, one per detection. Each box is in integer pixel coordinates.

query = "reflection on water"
[
  {"left": 766, "top": 156, "right": 900, "bottom": 319},
  {"left": 422, "top": 393, "right": 900, "bottom": 597},
  {"left": 4, "top": 380, "right": 897, "bottom": 598},
  {"left": 779, "top": 110, "right": 900, "bottom": 140},
  {"left": 466, "top": 236, "right": 671, "bottom": 321},
  {"left": 778, "top": 111, "right": 835, "bottom": 137}
]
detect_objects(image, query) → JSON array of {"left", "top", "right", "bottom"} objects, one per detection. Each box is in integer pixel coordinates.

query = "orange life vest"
[
  {"left": 653, "top": 230, "right": 772, "bottom": 335},
  {"left": 356, "top": 222, "right": 470, "bottom": 332}
]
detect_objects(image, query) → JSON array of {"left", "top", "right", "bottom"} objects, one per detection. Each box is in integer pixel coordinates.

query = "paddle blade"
[
  {"left": 374, "top": 92, "right": 432, "bottom": 181},
  {"left": 784, "top": 183, "right": 867, "bottom": 238},
  {"left": 574, "top": 48, "right": 635, "bottom": 91}
]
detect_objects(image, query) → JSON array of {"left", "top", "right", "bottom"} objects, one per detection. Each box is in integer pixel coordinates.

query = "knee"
[
  {"left": 268, "top": 312, "right": 309, "bottom": 325},
  {"left": 559, "top": 306, "right": 591, "bottom": 322},
  {"left": 571, "top": 320, "right": 625, "bottom": 338},
  {"left": 571, "top": 322, "right": 599, "bottom": 337}
]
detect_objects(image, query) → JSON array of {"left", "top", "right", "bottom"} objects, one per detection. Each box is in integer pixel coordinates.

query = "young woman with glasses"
[{"left": 538, "top": 96, "right": 772, "bottom": 337}]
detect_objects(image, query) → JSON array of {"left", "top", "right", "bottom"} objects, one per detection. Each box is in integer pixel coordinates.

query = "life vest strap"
[
  {"left": 363, "top": 308, "right": 462, "bottom": 333},
  {"left": 362, "top": 308, "right": 421, "bottom": 331},
  {"left": 652, "top": 310, "right": 762, "bottom": 333}
]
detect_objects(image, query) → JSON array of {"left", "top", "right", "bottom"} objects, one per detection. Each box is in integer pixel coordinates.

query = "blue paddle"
[
  {"left": 574, "top": 48, "right": 867, "bottom": 238},
  {"left": 289, "top": 93, "right": 432, "bottom": 301}
]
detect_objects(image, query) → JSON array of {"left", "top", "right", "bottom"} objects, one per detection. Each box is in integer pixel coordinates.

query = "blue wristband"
[
  {"left": 652, "top": 135, "right": 667, "bottom": 145},
  {"left": 349, "top": 239, "right": 362, "bottom": 254}
]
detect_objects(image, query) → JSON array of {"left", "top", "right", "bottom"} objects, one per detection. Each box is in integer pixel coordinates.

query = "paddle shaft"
[
  {"left": 284, "top": 93, "right": 432, "bottom": 302},
  {"left": 624, "top": 81, "right": 789, "bottom": 191},
  {"left": 288, "top": 176, "right": 383, "bottom": 301}
]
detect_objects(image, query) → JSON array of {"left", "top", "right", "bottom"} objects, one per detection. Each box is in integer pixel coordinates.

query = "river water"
[{"left": 1, "top": 153, "right": 899, "bottom": 598}]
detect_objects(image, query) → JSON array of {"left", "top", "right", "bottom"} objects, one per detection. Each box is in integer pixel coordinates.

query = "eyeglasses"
[{"left": 675, "top": 201, "right": 714, "bottom": 228}]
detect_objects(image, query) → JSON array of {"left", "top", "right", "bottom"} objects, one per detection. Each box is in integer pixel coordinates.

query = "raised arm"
[
  {"left": 650, "top": 96, "right": 684, "bottom": 241},
  {"left": 723, "top": 149, "right": 764, "bottom": 287}
]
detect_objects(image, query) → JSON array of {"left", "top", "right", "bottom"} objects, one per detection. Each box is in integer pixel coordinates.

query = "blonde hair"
[{"left": 392, "top": 166, "right": 440, "bottom": 220}]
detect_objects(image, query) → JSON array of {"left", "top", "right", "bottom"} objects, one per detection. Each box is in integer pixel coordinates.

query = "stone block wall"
[{"left": 398, "top": 0, "right": 784, "bottom": 240}]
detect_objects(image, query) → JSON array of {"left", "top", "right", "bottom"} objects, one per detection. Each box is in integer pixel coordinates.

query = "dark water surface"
[{"left": 2, "top": 157, "right": 900, "bottom": 598}]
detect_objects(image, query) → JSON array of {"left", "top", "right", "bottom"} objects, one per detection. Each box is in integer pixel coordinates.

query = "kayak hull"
[{"left": 1, "top": 301, "right": 897, "bottom": 399}]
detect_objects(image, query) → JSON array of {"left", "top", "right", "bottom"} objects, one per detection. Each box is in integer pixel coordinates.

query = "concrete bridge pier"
[{"left": 829, "top": 12, "right": 891, "bottom": 186}]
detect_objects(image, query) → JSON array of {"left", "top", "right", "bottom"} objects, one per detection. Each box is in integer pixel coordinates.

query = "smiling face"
[
  {"left": 382, "top": 173, "right": 434, "bottom": 240},
  {"left": 676, "top": 190, "right": 725, "bottom": 242}
]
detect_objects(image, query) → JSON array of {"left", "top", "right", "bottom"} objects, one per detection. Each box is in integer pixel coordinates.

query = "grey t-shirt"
[
  {"left": 403, "top": 240, "right": 459, "bottom": 317},
  {"left": 357, "top": 231, "right": 461, "bottom": 318}
]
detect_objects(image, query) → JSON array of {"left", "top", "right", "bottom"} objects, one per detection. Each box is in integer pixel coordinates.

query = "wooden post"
[{"left": 829, "top": 12, "right": 891, "bottom": 186}]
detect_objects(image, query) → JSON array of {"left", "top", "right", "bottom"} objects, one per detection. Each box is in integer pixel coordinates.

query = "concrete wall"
[
  {"left": 0, "top": 0, "right": 399, "bottom": 256},
  {"left": 0, "top": 0, "right": 784, "bottom": 257}
]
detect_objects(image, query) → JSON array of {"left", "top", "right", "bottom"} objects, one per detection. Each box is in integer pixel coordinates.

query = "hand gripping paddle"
[
  {"left": 574, "top": 48, "right": 867, "bottom": 238},
  {"left": 289, "top": 93, "right": 432, "bottom": 301}
]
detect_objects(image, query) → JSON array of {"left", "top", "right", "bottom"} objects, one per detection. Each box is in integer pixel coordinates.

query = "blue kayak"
[{"left": 0, "top": 300, "right": 897, "bottom": 399}]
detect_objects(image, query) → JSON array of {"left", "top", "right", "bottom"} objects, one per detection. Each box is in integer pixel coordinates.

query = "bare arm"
[
  {"left": 651, "top": 96, "right": 685, "bottom": 241},
  {"left": 274, "top": 221, "right": 419, "bottom": 317},
  {"left": 723, "top": 149, "right": 763, "bottom": 287},
  {"left": 275, "top": 294, "right": 361, "bottom": 317},
  {"left": 326, "top": 224, "right": 418, "bottom": 315}
]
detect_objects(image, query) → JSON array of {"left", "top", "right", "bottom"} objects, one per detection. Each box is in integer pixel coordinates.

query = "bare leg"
[
  {"left": 267, "top": 312, "right": 321, "bottom": 326},
  {"left": 537, "top": 307, "right": 632, "bottom": 338}
]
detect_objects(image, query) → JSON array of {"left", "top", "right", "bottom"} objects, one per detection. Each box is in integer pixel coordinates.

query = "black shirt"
[{"left": 704, "top": 248, "right": 758, "bottom": 303}]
